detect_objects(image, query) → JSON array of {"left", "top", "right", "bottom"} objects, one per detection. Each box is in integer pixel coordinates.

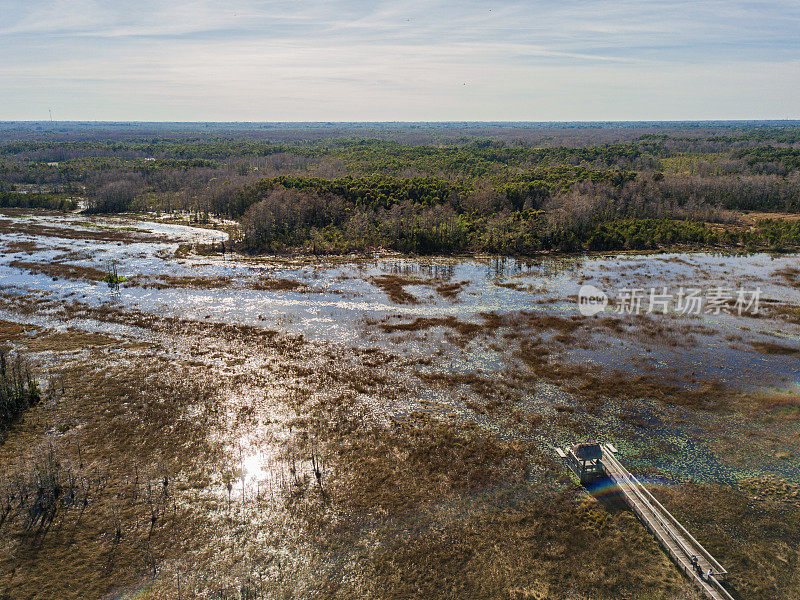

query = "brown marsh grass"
[
  {"left": 19, "top": 330, "right": 122, "bottom": 353},
  {"left": 653, "top": 483, "right": 800, "bottom": 600},
  {"left": 750, "top": 341, "right": 800, "bottom": 355},
  {"left": 0, "top": 319, "right": 39, "bottom": 345},
  {"left": 0, "top": 355, "right": 224, "bottom": 600},
  {"left": 370, "top": 274, "right": 422, "bottom": 304},
  {"left": 9, "top": 260, "right": 108, "bottom": 282},
  {"left": 3, "top": 240, "right": 47, "bottom": 253},
  {"left": 380, "top": 315, "right": 482, "bottom": 337},
  {"left": 0, "top": 218, "right": 169, "bottom": 244},
  {"left": 251, "top": 277, "right": 308, "bottom": 292},
  {"left": 775, "top": 266, "right": 800, "bottom": 289},
  {"left": 368, "top": 489, "right": 696, "bottom": 600},
  {"left": 435, "top": 280, "right": 468, "bottom": 299},
  {"left": 125, "top": 273, "right": 235, "bottom": 290}
]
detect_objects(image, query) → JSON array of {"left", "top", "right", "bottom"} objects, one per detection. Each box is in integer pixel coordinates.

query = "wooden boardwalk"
[{"left": 598, "top": 446, "right": 735, "bottom": 600}]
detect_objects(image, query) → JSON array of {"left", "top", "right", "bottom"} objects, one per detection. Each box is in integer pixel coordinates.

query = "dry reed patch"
[
  {"left": 418, "top": 371, "right": 510, "bottom": 401},
  {"left": 511, "top": 334, "right": 729, "bottom": 411},
  {"left": 0, "top": 319, "right": 40, "bottom": 345},
  {"left": 435, "top": 280, "right": 468, "bottom": 299},
  {"left": 18, "top": 330, "right": 121, "bottom": 353},
  {"left": 51, "top": 250, "right": 93, "bottom": 262},
  {"left": 251, "top": 277, "right": 308, "bottom": 292},
  {"left": 482, "top": 312, "right": 586, "bottom": 340},
  {"left": 595, "top": 315, "right": 705, "bottom": 349},
  {"left": 568, "top": 373, "right": 729, "bottom": 411},
  {"left": 764, "top": 304, "right": 800, "bottom": 325},
  {"left": 3, "top": 240, "right": 47, "bottom": 253},
  {"left": 125, "top": 274, "right": 234, "bottom": 290},
  {"left": 495, "top": 280, "right": 529, "bottom": 291},
  {"left": 53, "top": 300, "right": 287, "bottom": 349},
  {"left": 329, "top": 412, "right": 531, "bottom": 515},
  {"left": 0, "top": 218, "right": 169, "bottom": 244},
  {"left": 653, "top": 482, "right": 800, "bottom": 600},
  {"left": 128, "top": 274, "right": 310, "bottom": 293},
  {"left": 735, "top": 390, "right": 800, "bottom": 420},
  {"left": 750, "top": 341, "right": 800, "bottom": 355},
  {"left": 522, "top": 313, "right": 584, "bottom": 334},
  {"left": 0, "top": 356, "right": 227, "bottom": 600},
  {"left": 370, "top": 275, "right": 423, "bottom": 304},
  {"left": 369, "top": 490, "right": 694, "bottom": 600},
  {"left": 515, "top": 339, "right": 586, "bottom": 381},
  {"left": 380, "top": 315, "right": 483, "bottom": 338},
  {"left": 9, "top": 260, "right": 108, "bottom": 282},
  {"left": 775, "top": 266, "right": 800, "bottom": 289}
]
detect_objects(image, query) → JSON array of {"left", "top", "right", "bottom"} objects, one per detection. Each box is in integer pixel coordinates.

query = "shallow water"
[{"left": 2, "top": 212, "right": 800, "bottom": 390}]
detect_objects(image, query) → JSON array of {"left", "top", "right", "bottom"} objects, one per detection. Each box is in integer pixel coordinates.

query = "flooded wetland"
[{"left": 1, "top": 208, "right": 799, "bottom": 600}]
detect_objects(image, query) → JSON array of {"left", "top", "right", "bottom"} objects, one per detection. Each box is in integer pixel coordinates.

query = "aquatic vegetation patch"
[
  {"left": 9, "top": 259, "right": 108, "bottom": 282},
  {"left": 0, "top": 319, "right": 40, "bottom": 345},
  {"left": 775, "top": 265, "right": 800, "bottom": 288},
  {"left": 380, "top": 315, "right": 483, "bottom": 337},
  {"left": 0, "top": 217, "right": 169, "bottom": 244},
  {"left": 126, "top": 274, "right": 235, "bottom": 290},
  {"left": 2, "top": 240, "right": 47, "bottom": 253},
  {"left": 18, "top": 330, "right": 121, "bottom": 353},
  {"left": 250, "top": 277, "right": 309, "bottom": 292},
  {"left": 435, "top": 280, "right": 469, "bottom": 299},
  {"left": 370, "top": 274, "right": 423, "bottom": 304},
  {"left": 750, "top": 340, "right": 800, "bottom": 355}
]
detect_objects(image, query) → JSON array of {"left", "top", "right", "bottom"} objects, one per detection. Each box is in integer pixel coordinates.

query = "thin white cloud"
[{"left": 0, "top": 0, "right": 798, "bottom": 120}]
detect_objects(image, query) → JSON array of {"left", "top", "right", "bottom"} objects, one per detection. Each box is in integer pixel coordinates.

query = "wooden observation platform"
[{"left": 556, "top": 442, "right": 735, "bottom": 600}]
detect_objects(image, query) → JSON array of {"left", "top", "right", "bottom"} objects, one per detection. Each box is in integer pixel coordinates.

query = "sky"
[{"left": 1, "top": 0, "right": 798, "bottom": 121}]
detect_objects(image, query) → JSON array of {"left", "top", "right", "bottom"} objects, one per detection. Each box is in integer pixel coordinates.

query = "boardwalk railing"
[
  {"left": 557, "top": 443, "right": 735, "bottom": 600},
  {"left": 599, "top": 448, "right": 735, "bottom": 600}
]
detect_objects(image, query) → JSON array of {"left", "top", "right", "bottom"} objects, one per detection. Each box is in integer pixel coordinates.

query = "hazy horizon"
[{"left": 4, "top": 119, "right": 800, "bottom": 125}]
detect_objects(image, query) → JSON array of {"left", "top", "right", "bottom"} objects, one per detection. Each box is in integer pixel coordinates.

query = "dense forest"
[{"left": 2, "top": 121, "right": 800, "bottom": 254}]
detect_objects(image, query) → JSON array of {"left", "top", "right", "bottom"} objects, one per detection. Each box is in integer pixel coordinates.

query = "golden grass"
[
  {"left": 0, "top": 356, "right": 224, "bottom": 600},
  {"left": 19, "top": 330, "right": 121, "bottom": 352},
  {"left": 368, "top": 490, "right": 695, "bottom": 600},
  {"left": 329, "top": 413, "right": 531, "bottom": 515}
]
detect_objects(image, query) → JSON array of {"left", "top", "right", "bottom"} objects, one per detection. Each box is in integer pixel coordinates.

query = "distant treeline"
[
  {"left": 0, "top": 191, "right": 77, "bottom": 211},
  {"left": 237, "top": 176, "right": 800, "bottom": 255},
  {"left": 3, "top": 124, "right": 800, "bottom": 254}
]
